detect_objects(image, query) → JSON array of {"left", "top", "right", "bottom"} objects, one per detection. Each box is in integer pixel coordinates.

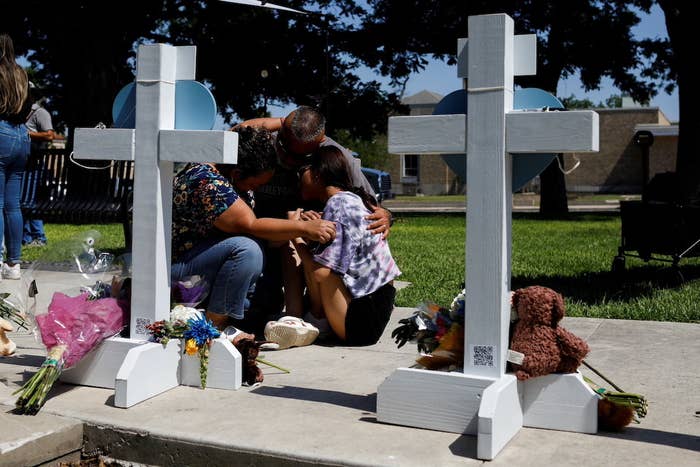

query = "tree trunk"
[
  {"left": 539, "top": 154, "right": 568, "bottom": 216},
  {"left": 659, "top": 1, "right": 699, "bottom": 203}
]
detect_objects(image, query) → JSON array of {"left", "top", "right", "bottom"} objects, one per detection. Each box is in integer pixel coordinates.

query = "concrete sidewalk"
[{"left": 1, "top": 270, "right": 699, "bottom": 466}]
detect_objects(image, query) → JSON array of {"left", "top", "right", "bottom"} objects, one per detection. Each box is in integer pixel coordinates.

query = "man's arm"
[
  {"left": 231, "top": 117, "right": 284, "bottom": 131},
  {"left": 28, "top": 129, "right": 54, "bottom": 142}
]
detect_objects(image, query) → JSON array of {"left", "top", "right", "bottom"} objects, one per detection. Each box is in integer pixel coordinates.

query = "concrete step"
[{"left": 0, "top": 410, "right": 82, "bottom": 467}]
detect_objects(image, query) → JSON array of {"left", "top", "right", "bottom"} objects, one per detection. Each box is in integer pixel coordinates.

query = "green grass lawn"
[
  {"left": 389, "top": 213, "right": 700, "bottom": 323},
  {"left": 21, "top": 224, "right": 127, "bottom": 264},
  {"left": 24, "top": 216, "right": 699, "bottom": 323}
]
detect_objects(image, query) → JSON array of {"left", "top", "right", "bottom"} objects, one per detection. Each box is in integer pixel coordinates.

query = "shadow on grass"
[{"left": 512, "top": 263, "right": 700, "bottom": 307}]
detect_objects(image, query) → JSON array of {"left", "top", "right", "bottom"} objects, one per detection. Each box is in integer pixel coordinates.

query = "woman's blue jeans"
[
  {"left": 0, "top": 120, "right": 29, "bottom": 263},
  {"left": 171, "top": 235, "right": 264, "bottom": 319}
]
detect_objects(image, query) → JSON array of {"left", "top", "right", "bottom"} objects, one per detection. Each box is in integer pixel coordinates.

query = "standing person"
[
  {"left": 23, "top": 82, "right": 60, "bottom": 247},
  {"left": 171, "top": 126, "right": 336, "bottom": 332},
  {"left": 270, "top": 145, "right": 400, "bottom": 347},
  {"left": 236, "top": 106, "right": 393, "bottom": 318},
  {"left": 0, "top": 33, "right": 30, "bottom": 281}
]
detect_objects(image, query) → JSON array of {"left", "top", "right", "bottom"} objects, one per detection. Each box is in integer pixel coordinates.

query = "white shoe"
[
  {"left": 264, "top": 316, "right": 319, "bottom": 350},
  {"left": 1, "top": 263, "right": 21, "bottom": 280}
]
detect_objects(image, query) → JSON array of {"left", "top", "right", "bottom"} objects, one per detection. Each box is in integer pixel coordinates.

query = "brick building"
[{"left": 387, "top": 90, "right": 678, "bottom": 195}]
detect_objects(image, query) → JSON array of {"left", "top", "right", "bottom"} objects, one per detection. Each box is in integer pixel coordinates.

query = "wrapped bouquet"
[
  {"left": 392, "top": 289, "right": 466, "bottom": 370},
  {"left": 13, "top": 231, "right": 129, "bottom": 414}
]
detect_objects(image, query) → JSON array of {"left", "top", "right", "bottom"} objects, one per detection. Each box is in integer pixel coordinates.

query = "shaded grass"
[{"left": 390, "top": 213, "right": 700, "bottom": 322}]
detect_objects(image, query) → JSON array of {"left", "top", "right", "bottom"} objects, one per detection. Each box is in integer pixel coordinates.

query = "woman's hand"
[
  {"left": 366, "top": 206, "right": 392, "bottom": 239},
  {"left": 304, "top": 219, "right": 336, "bottom": 244},
  {"left": 300, "top": 209, "right": 322, "bottom": 221}
]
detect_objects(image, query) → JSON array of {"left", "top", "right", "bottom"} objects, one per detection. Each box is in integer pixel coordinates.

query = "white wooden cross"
[
  {"left": 378, "top": 14, "right": 600, "bottom": 459},
  {"left": 60, "top": 44, "right": 242, "bottom": 407}
]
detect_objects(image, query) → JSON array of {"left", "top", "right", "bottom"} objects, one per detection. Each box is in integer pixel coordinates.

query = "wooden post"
[{"left": 377, "top": 13, "right": 599, "bottom": 459}]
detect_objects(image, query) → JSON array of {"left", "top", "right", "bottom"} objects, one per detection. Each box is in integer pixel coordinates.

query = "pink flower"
[{"left": 36, "top": 292, "right": 127, "bottom": 368}]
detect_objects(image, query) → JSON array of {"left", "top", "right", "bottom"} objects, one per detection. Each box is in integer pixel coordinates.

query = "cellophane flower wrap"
[
  {"left": 14, "top": 230, "right": 130, "bottom": 414},
  {"left": 172, "top": 275, "right": 209, "bottom": 308}
]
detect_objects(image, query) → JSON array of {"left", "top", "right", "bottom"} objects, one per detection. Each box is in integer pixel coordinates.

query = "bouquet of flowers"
[
  {"left": 13, "top": 231, "right": 129, "bottom": 414},
  {"left": 146, "top": 305, "right": 220, "bottom": 389},
  {"left": 392, "top": 289, "right": 466, "bottom": 370}
]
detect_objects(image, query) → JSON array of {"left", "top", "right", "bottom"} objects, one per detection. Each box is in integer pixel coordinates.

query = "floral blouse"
[{"left": 172, "top": 163, "right": 239, "bottom": 261}]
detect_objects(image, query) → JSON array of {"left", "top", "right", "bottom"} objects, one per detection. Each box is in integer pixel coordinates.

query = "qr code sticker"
[
  {"left": 135, "top": 318, "right": 152, "bottom": 336},
  {"left": 472, "top": 345, "right": 495, "bottom": 367}
]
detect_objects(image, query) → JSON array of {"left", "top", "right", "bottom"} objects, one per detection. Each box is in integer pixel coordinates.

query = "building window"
[{"left": 402, "top": 154, "right": 418, "bottom": 179}]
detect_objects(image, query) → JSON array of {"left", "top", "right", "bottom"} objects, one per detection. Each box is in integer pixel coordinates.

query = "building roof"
[
  {"left": 402, "top": 90, "right": 444, "bottom": 105},
  {"left": 634, "top": 123, "right": 679, "bottom": 137}
]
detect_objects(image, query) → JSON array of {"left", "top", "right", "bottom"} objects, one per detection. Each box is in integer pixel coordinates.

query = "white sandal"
[{"left": 264, "top": 316, "right": 319, "bottom": 350}]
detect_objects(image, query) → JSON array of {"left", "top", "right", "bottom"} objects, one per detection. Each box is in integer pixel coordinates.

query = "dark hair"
[
  {"left": 218, "top": 126, "right": 276, "bottom": 180},
  {"left": 288, "top": 106, "right": 325, "bottom": 144},
  {"left": 310, "top": 146, "right": 377, "bottom": 210}
]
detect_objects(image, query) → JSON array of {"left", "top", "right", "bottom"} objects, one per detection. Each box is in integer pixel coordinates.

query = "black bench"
[{"left": 20, "top": 147, "right": 134, "bottom": 249}]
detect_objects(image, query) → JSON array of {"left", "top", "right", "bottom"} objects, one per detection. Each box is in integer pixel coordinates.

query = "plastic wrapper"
[{"left": 13, "top": 230, "right": 130, "bottom": 414}]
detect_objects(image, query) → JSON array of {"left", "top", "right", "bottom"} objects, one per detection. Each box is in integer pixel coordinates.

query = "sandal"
[{"left": 264, "top": 316, "right": 319, "bottom": 350}]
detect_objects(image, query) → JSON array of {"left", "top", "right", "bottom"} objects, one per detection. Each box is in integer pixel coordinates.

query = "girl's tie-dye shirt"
[{"left": 311, "top": 191, "right": 400, "bottom": 298}]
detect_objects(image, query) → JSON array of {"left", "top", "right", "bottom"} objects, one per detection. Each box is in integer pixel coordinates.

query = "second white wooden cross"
[{"left": 378, "top": 13, "right": 600, "bottom": 460}]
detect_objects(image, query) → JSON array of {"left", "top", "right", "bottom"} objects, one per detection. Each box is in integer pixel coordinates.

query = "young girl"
[{"left": 283, "top": 145, "right": 401, "bottom": 346}]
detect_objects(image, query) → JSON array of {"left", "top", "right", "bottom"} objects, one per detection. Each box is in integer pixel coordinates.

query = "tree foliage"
[
  {"left": 356, "top": 0, "right": 671, "bottom": 213},
  {"left": 3, "top": 1, "right": 688, "bottom": 202},
  {"left": 0, "top": 1, "right": 402, "bottom": 139},
  {"left": 560, "top": 94, "right": 622, "bottom": 109}
]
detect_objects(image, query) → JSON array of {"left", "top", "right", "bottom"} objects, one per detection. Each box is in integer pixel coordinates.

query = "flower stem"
[
  {"left": 256, "top": 357, "right": 290, "bottom": 373},
  {"left": 13, "top": 345, "right": 66, "bottom": 414}
]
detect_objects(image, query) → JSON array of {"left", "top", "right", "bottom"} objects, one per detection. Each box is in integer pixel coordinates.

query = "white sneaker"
[
  {"left": 1, "top": 263, "right": 21, "bottom": 280},
  {"left": 264, "top": 316, "right": 319, "bottom": 350}
]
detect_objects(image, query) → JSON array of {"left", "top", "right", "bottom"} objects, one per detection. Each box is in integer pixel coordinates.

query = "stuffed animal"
[{"left": 509, "top": 286, "right": 589, "bottom": 380}]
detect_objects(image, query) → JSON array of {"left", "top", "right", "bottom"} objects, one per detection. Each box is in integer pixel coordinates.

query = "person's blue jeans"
[
  {"left": 21, "top": 164, "right": 47, "bottom": 244},
  {"left": 23, "top": 219, "right": 47, "bottom": 244},
  {"left": 0, "top": 120, "right": 29, "bottom": 264},
  {"left": 171, "top": 235, "right": 264, "bottom": 319}
]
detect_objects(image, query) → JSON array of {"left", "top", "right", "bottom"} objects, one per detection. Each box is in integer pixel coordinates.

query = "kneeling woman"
[
  {"left": 289, "top": 146, "right": 401, "bottom": 346},
  {"left": 171, "top": 127, "right": 336, "bottom": 331}
]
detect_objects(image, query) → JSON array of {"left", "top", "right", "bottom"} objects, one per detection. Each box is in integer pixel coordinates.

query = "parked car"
[{"left": 361, "top": 167, "right": 394, "bottom": 203}]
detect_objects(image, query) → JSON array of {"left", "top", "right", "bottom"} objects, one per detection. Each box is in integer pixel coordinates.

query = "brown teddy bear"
[{"left": 509, "top": 286, "right": 589, "bottom": 380}]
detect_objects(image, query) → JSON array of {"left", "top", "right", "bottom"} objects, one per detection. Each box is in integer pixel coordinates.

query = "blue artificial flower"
[{"left": 184, "top": 315, "right": 221, "bottom": 346}]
